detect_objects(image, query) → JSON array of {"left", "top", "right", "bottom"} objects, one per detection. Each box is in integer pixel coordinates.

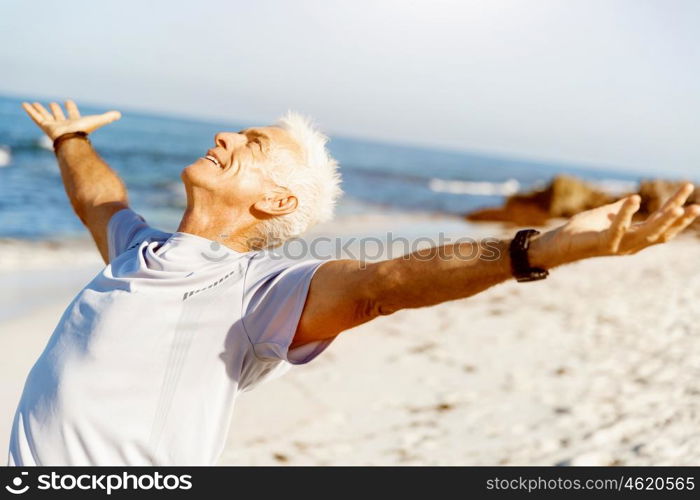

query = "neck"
[{"left": 177, "top": 205, "right": 259, "bottom": 253}]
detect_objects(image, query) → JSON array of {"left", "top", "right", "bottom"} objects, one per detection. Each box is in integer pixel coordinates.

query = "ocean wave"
[
  {"left": 589, "top": 179, "right": 638, "bottom": 195},
  {"left": 37, "top": 136, "right": 53, "bottom": 151},
  {"left": 0, "top": 145, "right": 11, "bottom": 167},
  {"left": 429, "top": 177, "right": 637, "bottom": 198},
  {"left": 428, "top": 178, "right": 520, "bottom": 196}
]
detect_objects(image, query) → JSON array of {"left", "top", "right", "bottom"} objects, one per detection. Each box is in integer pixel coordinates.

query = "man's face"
[{"left": 182, "top": 126, "right": 302, "bottom": 211}]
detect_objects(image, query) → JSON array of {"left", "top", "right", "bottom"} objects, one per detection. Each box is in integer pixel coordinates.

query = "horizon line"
[{"left": 0, "top": 90, "right": 694, "bottom": 182}]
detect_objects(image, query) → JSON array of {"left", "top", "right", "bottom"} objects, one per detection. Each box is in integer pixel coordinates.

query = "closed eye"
[
  {"left": 239, "top": 129, "right": 270, "bottom": 153},
  {"left": 248, "top": 134, "right": 269, "bottom": 152}
]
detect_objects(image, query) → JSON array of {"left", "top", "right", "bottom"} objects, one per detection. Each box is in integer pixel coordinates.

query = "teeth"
[{"left": 204, "top": 155, "right": 220, "bottom": 168}]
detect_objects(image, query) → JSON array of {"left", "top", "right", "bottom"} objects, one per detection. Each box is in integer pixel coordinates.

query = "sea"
[{"left": 0, "top": 94, "right": 659, "bottom": 239}]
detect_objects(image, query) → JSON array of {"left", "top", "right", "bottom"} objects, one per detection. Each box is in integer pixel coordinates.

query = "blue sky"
[{"left": 1, "top": 0, "right": 698, "bottom": 175}]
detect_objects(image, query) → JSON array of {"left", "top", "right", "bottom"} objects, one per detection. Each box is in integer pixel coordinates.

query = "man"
[{"left": 9, "top": 100, "right": 699, "bottom": 466}]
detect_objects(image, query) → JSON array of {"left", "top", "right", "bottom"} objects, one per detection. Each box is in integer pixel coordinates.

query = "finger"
[
  {"left": 102, "top": 110, "right": 121, "bottom": 123},
  {"left": 643, "top": 206, "right": 685, "bottom": 243},
  {"left": 49, "top": 102, "right": 66, "bottom": 121},
  {"left": 656, "top": 182, "right": 694, "bottom": 214},
  {"left": 81, "top": 111, "right": 122, "bottom": 132},
  {"left": 661, "top": 204, "right": 700, "bottom": 241},
  {"left": 22, "top": 102, "right": 46, "bottom": 126},
  {"left": 32, "top": 102, "right": 52, "bottom": 121},
  {"left": 65, "top": 100, "right": 81, "bottom": 119},
  {"left": 607, "top": 195, "right": 640, "bottom": 252},
  {"left": 583, "top": 196, "right": 627, "bottom": 222}
]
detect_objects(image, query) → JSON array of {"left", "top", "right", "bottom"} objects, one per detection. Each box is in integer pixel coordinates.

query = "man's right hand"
[
  {"left": 22, "top": 100, "right": 121, "bottom": 141},
  {"left": 22, "top": 100, "right": 128, "bottom": 264}
]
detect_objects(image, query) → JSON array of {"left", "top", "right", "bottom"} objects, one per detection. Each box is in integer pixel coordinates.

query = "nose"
[{"left": 214, "top": 132, "right": 245, "bottom": 151}]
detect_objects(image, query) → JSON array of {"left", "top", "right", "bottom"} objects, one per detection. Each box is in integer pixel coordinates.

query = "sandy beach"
[{"left": 1, "top": 214, "right": 699, "bottom": 465}]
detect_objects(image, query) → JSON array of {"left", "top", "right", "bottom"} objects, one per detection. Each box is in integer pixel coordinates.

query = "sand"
[{"left": 1, "top": 215, "right": 699, "bottom": 465}]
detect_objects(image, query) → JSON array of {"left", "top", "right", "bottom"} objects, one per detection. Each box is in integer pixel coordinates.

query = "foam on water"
[
  {"left": 0, "top": 145, "right": 11, "bottom": 167},
  {"left": 429, "top": 178, "right": 521, "bottom": 196}
]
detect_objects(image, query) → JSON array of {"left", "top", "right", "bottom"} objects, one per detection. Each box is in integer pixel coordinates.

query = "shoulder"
[
  {"left": 107, "top": 209, "right": 170, "bottom": 261},
  {"left": 243, "top": 250, "right": 324, "bottom": 285}
]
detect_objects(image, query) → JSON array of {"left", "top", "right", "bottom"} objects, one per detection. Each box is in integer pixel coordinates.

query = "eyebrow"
[{"left": 240, "top": 129, "right": 270, "bottom": 141}]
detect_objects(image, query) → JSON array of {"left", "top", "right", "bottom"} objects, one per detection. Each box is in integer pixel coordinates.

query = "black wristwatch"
[{"left": 509, "top": 229, "right": 549, "bottom": 282}]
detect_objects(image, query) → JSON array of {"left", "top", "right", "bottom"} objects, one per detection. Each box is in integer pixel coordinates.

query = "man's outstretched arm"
[
  {"left": 22, "top": 101, "right": 125, "bottom": 263},
  {"left": 293, "top": 184, "right": 700, "bottom": 348}
]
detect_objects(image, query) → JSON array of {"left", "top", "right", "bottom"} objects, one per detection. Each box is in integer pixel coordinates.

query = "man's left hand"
[{"left": 542, "top": 183, "right": 699, "bottom": 266}]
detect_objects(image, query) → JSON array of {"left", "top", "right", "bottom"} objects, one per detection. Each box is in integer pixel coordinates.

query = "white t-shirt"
[{"left": 8, "top": 209, "right": 332, "bottom": 466}]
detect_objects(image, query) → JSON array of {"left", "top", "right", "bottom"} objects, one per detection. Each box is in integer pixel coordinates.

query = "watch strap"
[
  {"left": 53, "top": 131, "right": 90, "bottom": 152},
  {"left": 509, "top": 229, "right": 549, "bottom": 282}
]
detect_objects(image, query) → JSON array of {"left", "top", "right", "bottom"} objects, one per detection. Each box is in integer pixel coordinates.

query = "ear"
[{"left": 253, "top": 187, "right": 298, "bottom": 216}]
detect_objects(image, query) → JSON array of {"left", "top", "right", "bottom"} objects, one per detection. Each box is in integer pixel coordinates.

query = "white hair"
[{"left": 255, "top": 111, "right": 342, "bottom": 247}]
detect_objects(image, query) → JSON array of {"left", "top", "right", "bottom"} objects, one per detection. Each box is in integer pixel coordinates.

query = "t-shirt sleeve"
[
  {"left": 242, "top": 252, "right": 333, "bottom": 366},
  {"left": 107, "top": 208, "right": 167, "bottom": 261}
]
